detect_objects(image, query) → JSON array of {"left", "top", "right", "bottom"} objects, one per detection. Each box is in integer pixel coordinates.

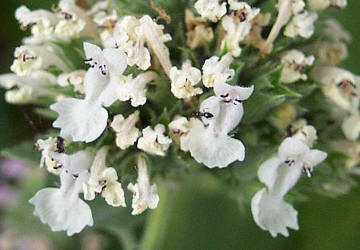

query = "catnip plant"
[{"left": 1, "top": 0, "right": 358, "bottom": 241}]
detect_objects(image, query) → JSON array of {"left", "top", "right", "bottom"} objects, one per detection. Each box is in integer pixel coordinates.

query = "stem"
[
  {"left": 140, "top": 181, "right": 176, "bottom": 250},
  {"left": 107, "top": 226, "right": 138, "bottom": 250}
]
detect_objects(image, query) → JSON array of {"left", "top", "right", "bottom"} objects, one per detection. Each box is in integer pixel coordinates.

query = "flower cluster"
[{"left": 1, "top": 0, "right": 358, "bottom": 239}]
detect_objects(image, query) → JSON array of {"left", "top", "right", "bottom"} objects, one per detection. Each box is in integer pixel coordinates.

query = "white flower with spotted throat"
[
  {"left": 29, "top": 150, "right": 94, "bottom": 236},
  {"left": 183, "top": 80, "right": 254, "bottom": 168},
  {"left": 221, "top": 1, "right": 260, "bottom": 57},
  {"left": 15, "top": 5, "right": 59, "bottom": 40},
  {"left": 137, "top": 125, "right": 172, "bottom": 156},
  {"left": 311, "top": 66, "right": 360, "bottom": 140},
  {"left": 11, "top": 44, "right": 68, "bottom": 76},
  {"left": 251, "top": 125, "right": 327, "bottom": 237},
  {"left": 170, "top": 60, "right": 202, "bottom": 99},
  {"left": 280, "top": 50, "right": 314, "bottom": 83},
  {"left": 83, "top": 147, "right": 126, "bottom": 207},
  {"left": 51, "top": 42, "right": 127, "bottom": 142}
]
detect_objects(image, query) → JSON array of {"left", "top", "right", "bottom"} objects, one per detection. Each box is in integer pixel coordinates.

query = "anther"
[
  {"left": 203, "top": 112, "right": 214, "bottom": 119},
  {"left": 53, "top": 164, "right": 63, "bottom": 169}
]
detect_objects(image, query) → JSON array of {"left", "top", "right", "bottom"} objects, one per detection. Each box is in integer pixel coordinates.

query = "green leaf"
[
  {"left": 33, "top": 108, "right": 58, "bottom": 120},
  {"left": 177, "top": 47, "right": 199, "bottom": 68},
  {"left": 272, "top": 84, "right": 302, "bottom": 98},
  {"left": 1, "top": 140, "right": 40, "bottom": 165},
  {"left": 158, "top": 107, "right": 170, "bottom": 125},
  {"left": 243, "top": 93, "right": 286, "bottom": 124}
]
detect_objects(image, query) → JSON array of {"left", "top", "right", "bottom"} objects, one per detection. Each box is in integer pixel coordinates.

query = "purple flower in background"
[{"left": 0, "top": 158, "right": 29, "bottom": 179}]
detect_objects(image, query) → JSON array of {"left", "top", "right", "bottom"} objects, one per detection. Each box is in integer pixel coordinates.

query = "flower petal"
[
  {"left": 342, "top": 112, "right": 360, "bottom": 141},
  {"left": 29, "top": 187, "right": 93, "bottom": 236},
  {"left": 183, "top": 127, "right": 245, "bottom": 168},
  {"left": 258, "top": 155, "right": 282, "bottom": 189},
  {"left": 304, "top": 149, "right": 327, "bottom": 167},
  {"left": 103, "top": 48, "right": 128, "bottom": 75},
  {"left": 278, "top": 137, "right": 309, "bottom": 160},
  {"left": 102, "top": 182, "right": 126, "bottom": 207},
  {"left": 251, "top": 188, "right": 298, "bottom": 238},
  {"left": 83, "top": 42, "right": 102, "bottom": 60},
  {"left": 51, "top": 98, "right": 108, "bottom": 142}
]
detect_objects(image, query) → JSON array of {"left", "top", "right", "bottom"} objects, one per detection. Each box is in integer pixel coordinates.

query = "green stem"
[
  {"left": 107, "top": 226, "right": 138, "bottom": 250},
  {"left": 139, "top": 181, "right": 176, "bottom": 250}
]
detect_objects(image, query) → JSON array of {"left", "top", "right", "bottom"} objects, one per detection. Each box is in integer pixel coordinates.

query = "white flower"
[
  {"left": 170, "top": 60, "right": 202, "bottom": 99},
  {"left": 260, "top": 0, "right": 304, "bottom": 54},
  {"left": 221, "top": 2, "right": 260, "bottom": 57},
  {"left": 137, "top": 124, "right": 172, "bottom": 156},
  {"left": 185, "top": 9, "right": 214, "bottom": 49},
  {"left": 83, "top": 147, "right": 126, "bottom": 207},
  {"left": 15, "top": 5, "right": 59, "bottom": 39},
  {"left": 111, "top": 111, "right": 141, "bottom": 150},
  {"left": 29, "top": 150, "right": 94, "bottom": 236},
  {"left": 0, "top": 71, "right": 56, "bottom": 104},
  {"left": 202, "top": 53, "right": 235, "bottom": 88},
  {"left": 342, "top": 111, "right": 360, "bottom": 141},
  {"left": 10, "top": 45, "right": 68, "bottom": 76},
  {"left": 251, "top": 126, "right": 327, "bottom": 237},
  {"left": 311, "top": 66, "right": 359, "bottom": 111},
  {"left": 93, "top": 10, "right": 118, "bottom": 41},
  {"left": 114, "top": 71, "right": 158, "bottom": 107},
  {"left": 105, "top": 15, "right": 172, "bottom": 75},
  {"left": 139, "top": 15, "right": 172, "bottom": 76},
  {"left": 55, "top": 0, "right": 97, "bottom": 38},
  {"left": 104, "top": 16, "right": 150, "bottom": 70},
  {"left": 284, "top": 11, "right": 318, "bottom": 39},
  {"left": 127, "top": 156, "right": 159, "bottom": 215},
  {"left": 194, "top": 0, "right": 226, "bottom": 22},
  {"left": 322, "top": 19, "right": 351, "bottom": 43},
  {"left": 314, "top": 41, "right": 348, "bottom": 66},
  {"left": 183, "top": 82, "right": 254, "bottom": 168},
  {"left": 280, "top": 50, "right": 314, "bottom": 83},
  {"left": 35, "top": 137, "right": 66, "bottom": 175},
  {"left": 332, "top": 140, "right": 360, "bottom": 172},
  {"left": 51, "top": 42, "right": 128, "bottom": 142},
  {"left": 57, "top": 70, "right": 86, "bottom": 93},
  {"left": 168, "top": 116, "right": 204, "bottom": 151}
]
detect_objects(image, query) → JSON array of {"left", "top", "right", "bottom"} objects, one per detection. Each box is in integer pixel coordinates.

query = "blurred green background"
[{"left": 1, "top": 1, "right": 360, "bottom": 249}]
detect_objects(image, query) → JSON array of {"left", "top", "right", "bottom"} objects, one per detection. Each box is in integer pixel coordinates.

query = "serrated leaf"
[
  {"left": 243, "top": 93, "right": 286, "bottom": 124},
  {"left": 272, "top": 84, "right": 302, "bottom": 97},
  {"left": 267, "top": 65, "right": 284, "bottom": 86},
  {"left": 158, "top": 107, "right": 170, "bottom": 125}
]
